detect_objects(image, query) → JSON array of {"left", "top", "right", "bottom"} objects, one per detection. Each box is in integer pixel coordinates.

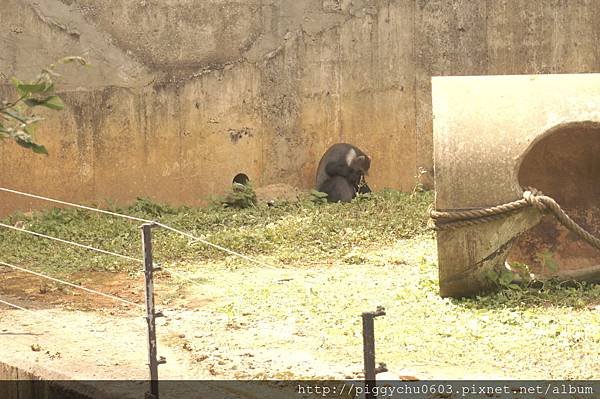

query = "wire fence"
[
  {"left": 0, "top": 221, "right": 213, "bottom": 290},
  {"left": 0, "top": 186, "right": 293, "bottom": 306},
  {"left": 0, "top": 185, "right": 291, "bottom": 398},
  {"left": 0, "top": 186, "right": 283, "bottom": 270},
  {"left": 0, "top": 293, "right": 148, "bottom": 376},
  {"left": 0, "top": 185, "right": 291, "bottom": 291},
  {"left": 0, "top": 221, "right": 143, "bottom": 263},
  {"left": 0, "top": 297, "right": 36, "bottom": 314},
  {"left": 0, "top": 260, "right": 140, "bottom": 308}
]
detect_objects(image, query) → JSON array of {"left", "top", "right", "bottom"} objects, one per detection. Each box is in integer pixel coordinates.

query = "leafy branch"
[{"left": 0, "top": 56, "right": 87, "bottom": 155}]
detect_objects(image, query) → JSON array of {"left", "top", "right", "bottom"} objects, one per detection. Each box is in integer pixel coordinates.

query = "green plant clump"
[{"left": 219, "top": 183, "right": 258, "bottom": 209}]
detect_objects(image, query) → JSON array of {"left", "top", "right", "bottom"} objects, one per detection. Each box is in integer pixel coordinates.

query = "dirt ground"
[
  {"left": 0, "top": 237, "right": 512, "bottom": 389},
  {"left": 0, "top": 266, "right": 374, "bottom": 382}
]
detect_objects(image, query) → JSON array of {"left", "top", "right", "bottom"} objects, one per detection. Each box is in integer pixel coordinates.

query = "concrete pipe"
[{"left": 432, "top": 74, "right": 600, "bottom": 298}]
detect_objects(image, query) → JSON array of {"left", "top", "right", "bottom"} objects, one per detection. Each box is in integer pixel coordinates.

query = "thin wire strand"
[
  {"left": 0, "top": 296, "right": 146, "bottom": 348},
  {"left": 0, "top": 222, "right": 265, "bottom": 289},
  {"left": 0, "top": 261, "right": 140, "bottom": 308},
  {"left": 0, "top": 224, "right": 278, "bottom": 290},
  {"left": 0, "top": 222, "right": 142, "bottom": 263},
  {"left": 0, "top": 187, "right": 286, "bottom": 270},
  {"left": 0, "top": 187, "right": 149, "bottom": 223},
  {"left": 155, "top": 223, "right": 283, "bottom": 270},
  {"left": 0, "top": 297, "right": 35, "bottom": 313},
  {"left": 155, "top": 265, "right": 209, "bottom": 288}
]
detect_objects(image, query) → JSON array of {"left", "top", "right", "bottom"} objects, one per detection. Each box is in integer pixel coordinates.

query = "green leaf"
[
  {"left": 13, "top": 131, "right": 48, "bottom": 155},
  {"left": 310, "top": 190, "right": 328, "bottom": 198},
  {"left": 44, "top": 95, "right": 63, "bottom": 110},
  {"left": 538, "top": 250, "right": 560, "bottom": 272},
  {"left": 2, "top": 108, "right": 28, "bottom": 123},
  {"left": 484, "top": 269, "right": 499, "bottom": 282},
  {"left": 14, "top": 131, "right": 34, "bottom": 147},
  {"left": 24, "top": 98, "right": 46, "bottom": 107},
  {"left": 23, "top": 125, "right": 37, "bottom": 137},
  {"left": 16, "top": 82, "right": 50, "bottom": 96},
  {"left": 31, "top": 143, "right": 49, "bottom": 155},
  {"left": 499, "top": 271, "right": 515, "bottom": 287},
  {"left": 24, "top": 95, "right": 64, "bottom": 110},
  {"left": 510, "top": 262, "right": 528, "bottom": 273}
]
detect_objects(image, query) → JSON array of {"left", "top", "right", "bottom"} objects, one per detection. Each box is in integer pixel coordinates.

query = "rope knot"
[
  {"left": 427, "top": 203, "right": 436, "bottom": 218},
  {"left": 522, "top": 187, "right": 546, "bottom": 211},
  {"left": 427, "top": 187, "right": 600, "bottom": 251}
]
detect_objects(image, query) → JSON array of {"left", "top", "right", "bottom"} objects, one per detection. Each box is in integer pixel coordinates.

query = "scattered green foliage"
[
  {"left": 194, "top": 236, "right": 600, "bottom": 379},
  {"left": 0, "top": 190, "right": 598, "bottom": 379},
  {"left": 412, "top": 166, "right": 430, "bottom": 194},
  {"left": 509, "top": 261, "right": 533, "bottom": 282},
  {"left": 465, "top": 278, "right": 600, "bottom": 310},
  {"left": 0, "top": 190, "right": 432, "bottom": 275},
  {"left": 0, "top": 56, "right": 87, "bottom": 154},
  {"left": 309, "top": 189, "right": 328, "bottom": 205},
  {"left": 352, "top": 191, "right": 372, "bottom": 203},
  {"left": 484, "top": 267, "right": 519, "bottom": 289},
  {"left": 218, "top": 183, "right": 258, "bottom": 209},
  {"left": 538, "top": 249, "right": 560, "bottom": 273},
  {"left": 129, "top": 197, "right": 176, "bottom": 218}
]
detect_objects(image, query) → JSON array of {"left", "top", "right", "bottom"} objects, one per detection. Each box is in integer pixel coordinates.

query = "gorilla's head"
[{"left": 351, "top": 155, "right": 371, "bottom": 176}]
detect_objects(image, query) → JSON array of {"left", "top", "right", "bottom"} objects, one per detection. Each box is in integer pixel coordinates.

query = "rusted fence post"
[
  {"left": 141, "top": 222, "right": 165, "bottom": 399},
  {"left": 362, "top": 306, "right": 386, "bottom": 399}
]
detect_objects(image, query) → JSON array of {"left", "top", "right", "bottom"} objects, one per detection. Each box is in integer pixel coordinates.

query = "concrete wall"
[
  {"left": 432, "top": 73, "right": 600, "bottom": 296},
  {"left": 0, "top": 361, "right": 103, "bottom": 399},
  {"left": 1, "top": 0, "right": 599, "bottom": 214}
]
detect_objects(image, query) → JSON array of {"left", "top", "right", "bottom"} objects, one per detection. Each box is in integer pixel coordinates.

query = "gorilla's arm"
[
  {"left": 326, "top": 161, "right": 363, "bottom": 186},
  {"left": 357, "top": 184, "right": 371, "bottom": 194}
]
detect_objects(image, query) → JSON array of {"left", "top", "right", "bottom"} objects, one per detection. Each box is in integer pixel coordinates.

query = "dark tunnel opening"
[
  {"left": 232, "top": 173, "right": 250, "bottom": 186},
  {"left": 508, "top": 122, "right": 600, "bottom": 278}
]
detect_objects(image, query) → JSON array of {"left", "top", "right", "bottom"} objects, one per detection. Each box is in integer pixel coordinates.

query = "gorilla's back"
[{"left": 315, "top": 143, "right": 356, "bottom": 189}]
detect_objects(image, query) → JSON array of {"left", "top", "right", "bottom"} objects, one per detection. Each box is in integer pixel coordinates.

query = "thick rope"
[
  {"left": 429, "top": 188, "right": 600, "bottom": 251},
  {"left": 535, "top": 194, "right": 600, "bottom": 250},
  {"left": 427, "top": 209, "right": 524, "bottom": 230}
]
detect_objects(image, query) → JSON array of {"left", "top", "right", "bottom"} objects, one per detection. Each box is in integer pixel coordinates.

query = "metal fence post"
[
  {"left": 142, "top": 222, "right": 165, "bottom": 399},
  {"left": 362, "top": 306, "right": 386, "bottom": 399}
]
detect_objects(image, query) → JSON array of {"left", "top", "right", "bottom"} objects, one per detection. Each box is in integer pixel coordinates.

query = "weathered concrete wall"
[
  {"left": 1, "top": 0, "right": 600, "bottom": 213},
  {"left": 0, "top": 360, "right": 107, "bottom": 399}
]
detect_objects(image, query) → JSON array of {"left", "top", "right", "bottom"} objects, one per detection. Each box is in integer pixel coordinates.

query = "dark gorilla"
[
  {"left": 315, "top": 143, "right": 372, "bottom": 202},
  {"left": 318, "top": 176, "right": 356, "bottom": 203}
]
